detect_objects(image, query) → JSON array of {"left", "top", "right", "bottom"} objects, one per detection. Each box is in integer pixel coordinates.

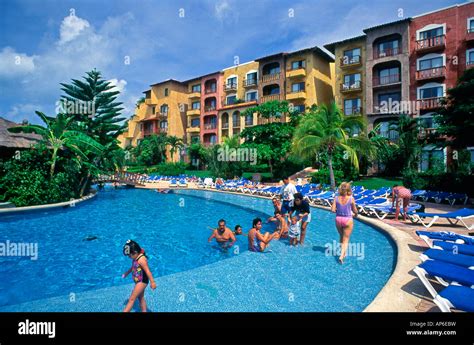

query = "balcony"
[
  {"left": 417, "top": 97, "right": 443, "bottom": 111},
  {"left": 204, "top": 87, "right": 217, "bottom": 94},
  {"left": 418, "top": 127, "right": 437, "bottom": 139},
  {"left": 372, "top": 74, "right": 401, "bottom": 88},
  {"left": 340, "top": 55, "right": 362, "bottom": 68},
  {"left": 186, "top": 127, "right": 200, "bottom": 133},
  {"left": 344, "top": 107, "right": 363, "bottom": 116},
  {"left": 204, "top": 105, "right": 217, "bottom": 112},
  {"left": 286, "top": 90, "right": 307, "bottom": 100},
  {"left": 416, "top": 66, "right": 446, "bottom": 81},
  {"left": 467, "top": 28, "right": 474, "bottom": 42},
  {"left": 340, "top": 81, "right": 362, "bottom": 93},
  {"left": 156, "top": 112, "right": 168, "bottom": 118},
  {"left": 243, "top": 79, "right": 258, "bottom": 88},
  {"left": 286, "top": 68, "right": 306, "bottom": 78},
  {"left": 189, "top": 91, "right": 201, "bottom": 99},
  {"left": 260, "top": 94, "right": 281, "bottom": 103},
  {"left": 144, "top": 98, "right": 153, "bottom": 105},
  {"left": 186, "top": 108, "right": 200, "bottom": 116},
  {"left": 468, "top": 61, "right": 474, "bottom": 68},
  {"left": 260, "top": 73, "right": 280, "bottom": 83},
  {"left": 415, "top": 35, "right": 445, "bottom": 54},
  {"left": 203, "top": 123, "right": 217, "bottom": 130},
  {"left": 373, "top": 47, "right": 401, "bottom": 59},
  {"left": 379, "top": 130, "right": 399, "bottom": 142},
  {"left": 224, "top": 83, "right": 237, "bottom": 92}
]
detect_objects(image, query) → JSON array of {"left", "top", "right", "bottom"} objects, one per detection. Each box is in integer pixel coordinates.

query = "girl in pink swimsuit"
[
  {"left": 331, "top": 182, "right": 358, "bottom": 264},
  {"left": 392, "top": 185, "right": 412, "bottom": 221}
]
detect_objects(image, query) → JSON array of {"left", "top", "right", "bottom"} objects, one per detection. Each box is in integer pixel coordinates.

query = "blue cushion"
[
  {"left": 424, "top": 248, "right": 474, "bottom": 268},
  {"left": 419, "top": 260, "right": 474, "bottom": 287},
  {"left": 433, "top": 241, "right": 474, "bottom": 256},
  {"left": 439, "top": 285, "right": 474, "bottom": 312}
]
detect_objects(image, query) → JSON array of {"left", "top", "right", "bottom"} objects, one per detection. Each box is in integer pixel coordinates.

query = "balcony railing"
[
  {"left": 243, "top": 79, "right": 258, "bottom": 87},
  {"left": 260, "top": 94, "right": 281, "bottom": 102},
  {"left": 204, "top": 87, "right": 217, "bottom": 94},
  {"left": 245, "top": 120, "right": 253, "bottom": 126},
  {"left": 340, "top": 55, "right": 361, "bottom": 67},
  {"left": 416, "top": 66, "right": 446, "bottom": 81},
  {"left": 373, "top": 47, "right": 401, "bottom": 59},
  {"left": 204, "top": 105, "right": 217, "bottom": 112},
  {"left": 340, "top": 81, "right": 362, "bottom": 92},
  {"left": 373, "top": 74, "right": 401, "bottom": 87},
  {"left": 344, "top": 107, "right": 362, "bottom": 116},
  {"left": 417, "top": 97, "right": 443, "bottom": 111},
  {"left": 156, "top": 111, "right": 168, "bottom": 117},
  {"left": 204, "top": 123, "right": 217, "bottom": 130},
  {"left": 260, "top": 73, "right": 280, "bottom": 83},
  {"left": 415, "top": 35, "right": 445, "bottom": 52},
  {"left": 224, "top": 83, "right": 237, "bottom": 91},
  {"left": 158, "top": 127, "right": 168, "bottom": 133}
]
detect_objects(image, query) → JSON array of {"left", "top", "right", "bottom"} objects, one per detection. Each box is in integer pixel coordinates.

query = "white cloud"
[
  {"left": 214, "top": 0, "right": 233, "bottom": 22},
  {"left": 6, "top": 103, "right": 44, "bottom": 124},
  {"left": 108, "top": 78, "right": 127, "bottom": 94},
  {"left": 58, "top": 15, "right": 90, "bottom": 44},
  {"left": 0, "top": 47, "right": 37, "bottom": 78}
]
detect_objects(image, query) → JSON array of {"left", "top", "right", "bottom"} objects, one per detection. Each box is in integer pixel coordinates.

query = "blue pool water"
[{"left": 0, "top": 188, "right": 396, "bottom": 311}]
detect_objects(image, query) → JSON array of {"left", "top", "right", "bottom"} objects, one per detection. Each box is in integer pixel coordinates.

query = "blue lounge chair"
[
  {"left": 433, "top": 285, "right": 474, "bottom": 312},
  {"left": 366, "top": 203, "right": 421, "bottom": 220},
  {"left": 432, "top": 241, "right": 474, "bottom": 256},
  {"left": 411, "top": 190, "right": 426, "bottom": 200},
  {"left": 413, "top": 259, "right": 474, "bottom": 298},
  {"left": 416, "top": 230, "right": 474, "bottom": 247},
  {"left": 169, "top": 179, "right": 177, "bottom": 187},
  {"left": 409, "top": 208, "right": 474, "bottom": 230},
  {"left": 420, "top": 248, "right": 474, "bottom": 268}
]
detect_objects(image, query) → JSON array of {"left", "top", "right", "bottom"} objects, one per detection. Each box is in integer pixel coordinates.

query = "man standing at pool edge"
[{"left": 279, "top": 177, "right": 297, "bottom": 221}]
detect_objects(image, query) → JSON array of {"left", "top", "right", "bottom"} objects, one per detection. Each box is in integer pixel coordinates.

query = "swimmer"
[
  {"left": 247, "top": 218, "right": 278, "bottom": 252},
  {"left": 208, "top": 219, "right": 236, "bottom": 249}
]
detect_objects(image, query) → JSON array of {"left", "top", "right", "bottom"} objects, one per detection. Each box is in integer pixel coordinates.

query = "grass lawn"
[
  {"left": 185, "top": 170, "right": 212, "bottom": 178},
  {"left": 352, "top": 177, "right": 402, "bottom": 190}
]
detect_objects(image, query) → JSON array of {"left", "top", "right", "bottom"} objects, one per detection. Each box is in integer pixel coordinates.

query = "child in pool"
[
  {"left": 288, "top": 215, "right": 301, "bottom": 246},
  {"left": 122, "top": 240, "right": 156, "bottom": 312}
]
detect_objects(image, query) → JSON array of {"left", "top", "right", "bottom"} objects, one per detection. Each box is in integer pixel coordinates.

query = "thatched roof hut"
[{"left": 0, "top": 117, "right": 42, "bottom": 159}]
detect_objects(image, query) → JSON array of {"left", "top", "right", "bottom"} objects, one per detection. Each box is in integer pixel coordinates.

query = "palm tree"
[
  {"left": 292, "top": 102, "right": 374, "bottom": 190},
  {"left": 166, "top": 136, "right": 184, "bottom": 162},
  {"left": 8, "top": 111, "right": 103, "bottom": 177}
]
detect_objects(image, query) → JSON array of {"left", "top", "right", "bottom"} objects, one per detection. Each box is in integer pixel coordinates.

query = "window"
[
  {"left": 232, "top": 112, "right": 240, "bottom": 127},
  {"left": 419, "top": 56, "right": 443, "bottom": 70},
  {"left": 246, "top": 91, "right": 258, "bottom": 102},
  {"left": 420, "top": 146, "right": 445, "bottom": 172},
  {"left": 160, "top": 120, "right": 168, "bottom": 129},
  {"left": 227, "top": 76, "right": 237, "bottom": 87},
  {"left": 192, "top": 84, "right": 201, "bottom": 93},
  {"left": 378, "top": 92, "right": 401, "bottom": 104},
  {"left": 291, "top": 82, "right": 305, "bottom": 92},
  {"left": 378, "top": 39, "right": 399, "bottom": 55},
  {"left": 469, "top": 18, "right": 474, "bottom": 32},
  {"left": 378, "top": 67, "right": 400, "bottom": 84},
  {"left": 164, "top": 88, "right": 169, "bottom": 97},
  {"left": 226, "top": 95, "right": 237, "bottom": 105},
  {"left": 291, "top": 60, "right": 305, "bottom": 69},
  {"left": 419, "top": 27, "right": 443, "bottom": 40},
  {"left": 419, "top": 86, "right": 443, "bottom": 99},
  {"left": 377, "top": 121, "right": 399, "bottom": 141},
  {"left": 246, "top": 72, "right": 257, "bottom": 85},
  {"left": 245, "top": 114, "right": 253, "bottom": 126},
  {"left": 343, "top": 48, "right": 361, "bottom": 64},
  {"left": 192, "top": 101, "right": 200, "bottom": 110},
  {"left": 266, "top": 65, "right": 280, "bottom": 75},
  {"left": 293, "top": 104, "right": 305, "bottom": 113},
  {"left": 344, "top": 98, "right": 361, "bottom": 115},
  {"left": 151, "top": 106, "right": 156, "bottom": 114},
  {"left": 467, "top": 49, "right": 474, "bottom": 65},
  {"left": 160, "top": 104, "right": 168, "bottom": 114},
  {"left": 190, "top": 118, "right": 200, "bottom": 127},
  {"left": 343, "top": 73, "right": 361, "bottom": 88}
]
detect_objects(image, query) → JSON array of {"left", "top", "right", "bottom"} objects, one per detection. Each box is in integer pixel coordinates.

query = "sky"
[{"left": 0, "top": 0, "right": 464, "bottom": 124}]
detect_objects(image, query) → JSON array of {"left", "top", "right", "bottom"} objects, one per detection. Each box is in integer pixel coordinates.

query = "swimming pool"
[{"left": 0, "top": 188, "right": 396, "bottom": 311}]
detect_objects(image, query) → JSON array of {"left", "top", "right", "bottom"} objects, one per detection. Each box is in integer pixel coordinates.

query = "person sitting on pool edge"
[
  {"left": 208, "top": 219, "right": 236, "bottom": 249},
  {"left": 248, "top": 218, "right": 278, "bottom": 252},
  {"left": 267, "top": 198, "right": 282, "bottom": 224}
]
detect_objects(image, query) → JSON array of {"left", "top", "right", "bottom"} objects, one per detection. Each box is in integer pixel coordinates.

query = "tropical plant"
[
  {"left": 292, "top": 102, "right": 374, "bottom": 189},
  {"left": 166, "top": 135, "right": 184, "bottom": 162},
  {"left": 8, "top": 112, "right": 103, "bottom": 177}
]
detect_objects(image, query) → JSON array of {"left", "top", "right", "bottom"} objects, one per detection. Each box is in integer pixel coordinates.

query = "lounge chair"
[
  {"left": 420, "top": 248, "right": 474, "bottom": 269},
  {"left": 411, "top": 190, "right": 427, "bottom": 200},
  {"left": 413, "top": 259, "right": 474, "bottom": 298},
  {"left": 366, "top": 204, "right": 421, "bottom": 220},
  {"left": 169, "top": 179, "right": 177, "bottom": 187},
  {"left": 432, "top": 241, "right": 474, "bottom": 256},
  {"left": 409, "top": 208, "right": 474, "bottom": 230},
  {"left": 415, "top": 230, "right": 474, "bottom": 247},
  {"left": 433, "top": 285, "right": 474, "bottom": 312}
]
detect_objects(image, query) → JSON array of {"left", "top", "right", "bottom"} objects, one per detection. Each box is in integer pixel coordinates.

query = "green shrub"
[
  {"left": 403, "top": 170, "right": 474, "bottom": 196},
  {"left": 310, "top": 169, "right": 344, "bottom": 186},
  {"left": 148, "top": 162, "right": 187, "bottom": 176}
]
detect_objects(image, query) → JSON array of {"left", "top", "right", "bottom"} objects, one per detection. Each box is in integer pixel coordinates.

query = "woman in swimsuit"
[
  {"left": 331, "top": 182, "right": 358, "bottom": 264},
  {"left": 122, "top": 240, "right": 156, "bottom": 312},
  {"left": 392, "top": 185, "right": 412, "bottom": 221}
]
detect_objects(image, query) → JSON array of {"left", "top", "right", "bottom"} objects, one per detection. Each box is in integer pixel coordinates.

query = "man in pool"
[
  {"left": 208, "top": 219, "right": 236, "bottom": 249},
  {"left": 248, "top": 218, "right": 278, "bottom": 252}
]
